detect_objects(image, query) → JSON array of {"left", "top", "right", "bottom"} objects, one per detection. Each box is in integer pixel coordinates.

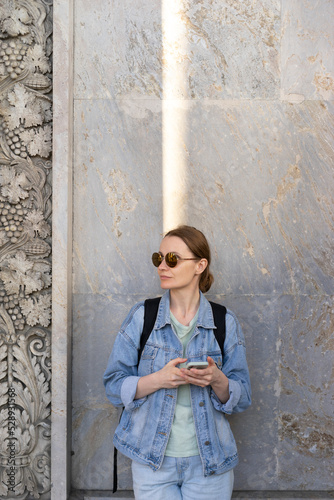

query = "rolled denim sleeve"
[
  {"left": 210, "top": 310, "right": 251, "bottom": 414},
  {"left": 120, "top": 376, "right": 147, "bottom": 410},
  {"left": 210, "top": 378, "right": 241, "bottom": 414}
]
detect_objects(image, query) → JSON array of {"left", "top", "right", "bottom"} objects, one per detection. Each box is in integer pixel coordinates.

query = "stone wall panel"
[
  {"left": 73, "top": 99, "right": 163, "bottom": 296},
  {"left": 277, "top": 294, "right": 333, "bottom": 489},
  {"left": 74, "top": 0, "right": 280, "bottom": 100},
  {"left": 281, "top": 0, "right": 334, "bottom": 101},
  {"left": 184, "top": 101, "right": 334, "bottom": 297}
]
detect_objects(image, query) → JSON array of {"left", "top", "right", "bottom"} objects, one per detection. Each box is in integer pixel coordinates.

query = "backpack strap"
[
  {"left": 138, "top": 297, "right": 161, "bottom": 361},
  {"left": 113, "top": 443, "right": 118, "bottom": 493},
  {"left": 209, "top": 301, "right": 226, "bottom": 355}
]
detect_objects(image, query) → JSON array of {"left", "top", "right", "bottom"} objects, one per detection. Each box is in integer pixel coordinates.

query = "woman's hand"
[
  {"left": 135, "top": 357, "right": 188, "bottom": 399},
  {"left": 156, "top": 357, "right": 189, "bottom": 389},
  {"left": 180, "top": 356, "right": 230, "bottom": 403}
]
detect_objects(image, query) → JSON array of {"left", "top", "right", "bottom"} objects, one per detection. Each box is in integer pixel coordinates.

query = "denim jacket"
[{"left": 103, "top": 291, "right": 251, "bottom": 477}]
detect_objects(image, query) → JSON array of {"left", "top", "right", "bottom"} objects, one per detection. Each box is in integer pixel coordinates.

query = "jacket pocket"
[
  {"left": 138, "top": 344, "right": 158, "bottom": 376},
  {"left": 117, "top": 399, "right": 152, "bottom": 450},
  {"left": 209, "top": 352, "right": 223, "bottom": 370},
  {"left": 213, "top": 411, "right": 237, "bottom": 457}
]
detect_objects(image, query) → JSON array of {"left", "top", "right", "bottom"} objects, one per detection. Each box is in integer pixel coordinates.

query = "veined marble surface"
[
  {"left": 72, "top": 99, "right": 334, "bottom": 298},
  {"left": 281, "top": 0, "right": 334, "bottom": 101},
  {"left": 74, "top": 0, "right": 280, "bottom": 100},
  {"left": 68, "top": 0, "right": 334, "bottom": 494}
]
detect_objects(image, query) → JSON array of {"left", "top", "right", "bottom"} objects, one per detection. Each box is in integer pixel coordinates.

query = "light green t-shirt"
[{"left": 165, "top": 310, "right": 200, "bottom": 457}]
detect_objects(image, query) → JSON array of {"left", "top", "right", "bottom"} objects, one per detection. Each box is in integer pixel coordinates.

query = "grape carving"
[
  {"left": 0, "top": 202, "right": 27, "bottom": 243},
  {"left": 0, "top": 40, "right": 27, "bottom": 80}
]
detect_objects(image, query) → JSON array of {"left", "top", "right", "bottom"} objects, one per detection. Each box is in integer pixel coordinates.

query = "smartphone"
[{"left": 186, "top": 361, "right": 209, "bottom": 370}]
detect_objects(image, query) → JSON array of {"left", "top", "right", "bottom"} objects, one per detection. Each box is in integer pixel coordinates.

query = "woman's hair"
[{"left": 164, "top": 225, "right": 214, "bottom": 293}]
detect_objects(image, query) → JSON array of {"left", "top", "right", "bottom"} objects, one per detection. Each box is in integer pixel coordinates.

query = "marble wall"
[{"left": 70, "top": 0, "right": 334, "bottom": 495}]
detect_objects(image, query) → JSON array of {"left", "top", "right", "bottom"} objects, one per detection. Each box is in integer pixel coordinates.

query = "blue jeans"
[{"left": 132, "top": 456, "right": 234, "bottom": 500}]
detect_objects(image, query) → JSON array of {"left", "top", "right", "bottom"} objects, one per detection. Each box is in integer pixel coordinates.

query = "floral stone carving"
[{"left": 0, "top": 0, "right": 52, "bottom": 498}]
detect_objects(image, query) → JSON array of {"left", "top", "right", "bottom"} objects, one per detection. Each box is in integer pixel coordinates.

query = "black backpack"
[{"left": 113, "top": 297, "right": 226, "bottom": 493}]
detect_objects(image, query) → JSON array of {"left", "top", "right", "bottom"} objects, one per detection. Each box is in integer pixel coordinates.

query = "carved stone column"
[{"left": 0, "top": 1, "right": 52, "bottom": 498}]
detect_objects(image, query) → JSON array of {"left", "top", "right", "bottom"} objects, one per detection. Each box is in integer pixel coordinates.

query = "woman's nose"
[{"left": 158, "top": 257, "right": 168, "bottom": 269}]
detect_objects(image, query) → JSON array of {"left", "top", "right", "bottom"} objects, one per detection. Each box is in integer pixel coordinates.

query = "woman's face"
[{"left": 157, "top": 236, "right": 207, "bottom": 293}]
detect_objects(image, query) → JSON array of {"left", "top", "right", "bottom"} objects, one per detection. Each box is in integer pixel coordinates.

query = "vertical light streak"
[{"left": 162, "top": 0, "right": 188, "bottom": 233}]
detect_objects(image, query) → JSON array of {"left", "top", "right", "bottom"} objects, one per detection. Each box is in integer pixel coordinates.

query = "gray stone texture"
[{"left": 70, "top": 0, "right": 334, "bottom": 495}]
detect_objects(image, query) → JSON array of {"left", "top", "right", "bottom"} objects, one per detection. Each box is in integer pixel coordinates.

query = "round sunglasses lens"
[
  {"left": 165, "top": 253, "right": 177, "bottom": 267},
  {"left": 152, "top": 253, "right": 162, "bottom": 267}
]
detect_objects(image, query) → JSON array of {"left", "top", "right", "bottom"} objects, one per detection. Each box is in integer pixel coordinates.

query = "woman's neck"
[{"left": 169, "top": 289, "right": 201, "bottom": 326}]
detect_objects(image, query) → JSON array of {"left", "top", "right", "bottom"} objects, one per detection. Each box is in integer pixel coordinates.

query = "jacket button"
[
  {"left": 204, "top": 441, "right": 210, "bottom": 446},
  {"left": 209, "top": 471, "right": 215, "bottom": 475},
  {"left": 199, "top": 402, "right": 205, "bottom": 407}
]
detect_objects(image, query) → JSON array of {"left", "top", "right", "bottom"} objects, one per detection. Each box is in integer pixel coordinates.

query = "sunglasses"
[{"left": 152, "top": 252, "right": 199, "bottom": 268}]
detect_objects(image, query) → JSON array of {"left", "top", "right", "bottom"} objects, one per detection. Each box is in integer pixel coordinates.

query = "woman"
[{"left": 103, "top": 225, "right": 251, "bottom": 499}]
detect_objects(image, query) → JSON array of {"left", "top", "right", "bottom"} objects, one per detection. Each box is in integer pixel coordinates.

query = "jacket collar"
[{"left": 154, "top": 290, "right": 216, "bottom": 330}]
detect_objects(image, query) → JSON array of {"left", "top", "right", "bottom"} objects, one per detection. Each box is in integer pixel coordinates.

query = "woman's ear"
[{"left": 196, "top": 258, "right": 208, "bottom": 275}]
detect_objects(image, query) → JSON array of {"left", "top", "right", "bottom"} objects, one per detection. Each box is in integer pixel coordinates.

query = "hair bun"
[{"left": 200, "top": 270, "right": 214, "bottom": 293}]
